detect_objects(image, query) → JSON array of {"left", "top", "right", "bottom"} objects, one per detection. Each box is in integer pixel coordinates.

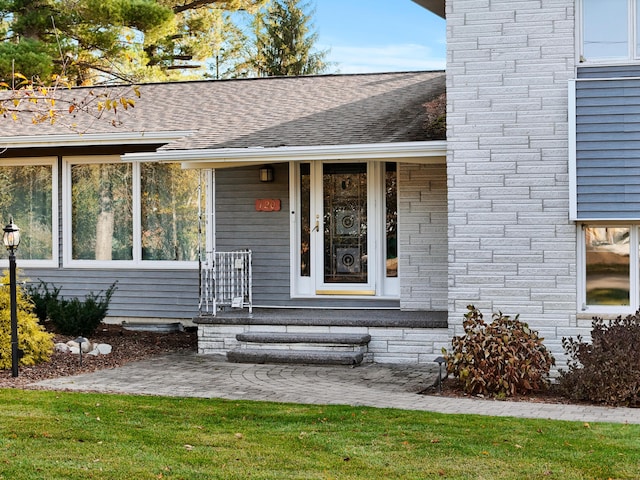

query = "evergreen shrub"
[{"left": 28, "top": 280, "right": 117, "bottom": 336}]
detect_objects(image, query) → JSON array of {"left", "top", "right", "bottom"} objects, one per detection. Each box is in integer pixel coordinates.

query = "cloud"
[{"left": 324, "top": 43, "right": 446, "bottom": 74}]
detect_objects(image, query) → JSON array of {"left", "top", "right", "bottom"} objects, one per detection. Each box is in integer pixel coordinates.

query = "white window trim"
[
  {"left": 63, "top": 155, "right": 198, "bottom": 269},
  {"left": 0, "top": 157, "right": 59, "bottom": 269},
  {"left": 578, "top": 223, "right": 639, "bottom": 314}
]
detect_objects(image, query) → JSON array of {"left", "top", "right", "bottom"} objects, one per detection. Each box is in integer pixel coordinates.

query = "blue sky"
[{"left": 313, "top": 1, "right": 446, "bottom": 73}]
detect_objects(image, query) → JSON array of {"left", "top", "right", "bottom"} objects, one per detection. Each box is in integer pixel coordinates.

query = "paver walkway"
[{"left": 34, "top": 352, "right": 640, "bottom": 424}]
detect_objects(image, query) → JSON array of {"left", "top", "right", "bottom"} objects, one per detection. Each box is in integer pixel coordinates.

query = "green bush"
[
  {"left": 443, "top": 305, "right": 555, "bottom": 397},
  {"left": 27, "top": 281, "right": 117, "bottom": 336},
  {"left": 27, "top": 280, "right": 61, "bottom": 326},
  {"left": 557, "top": 311, "right": 640, "bottom": 407},
  {"left": 0, "top": 273, "right": 53, "bottom": 369}
]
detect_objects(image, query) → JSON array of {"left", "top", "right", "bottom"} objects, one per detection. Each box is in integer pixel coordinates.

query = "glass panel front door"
[
  {"left": 293, "top": 161, "right": 400, "bottom": 297},
  {"left": 322, "top": 163, "right": 368, "bottom": 284}
]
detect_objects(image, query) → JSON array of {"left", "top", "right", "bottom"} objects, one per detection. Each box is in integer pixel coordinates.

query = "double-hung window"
[
  {"left": 579, "top": 0, "right": 640, "bottom": 62},
  {"left": 64, "top": 156, "right": 204, "bottom": 268}
]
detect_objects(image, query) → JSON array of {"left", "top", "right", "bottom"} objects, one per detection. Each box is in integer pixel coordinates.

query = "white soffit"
[{"left": 122, "top": 141, "right": 447, "bottom": 169}]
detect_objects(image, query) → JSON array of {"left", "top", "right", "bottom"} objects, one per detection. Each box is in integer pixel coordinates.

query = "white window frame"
[
  {"left": 578, "top": 223, "right": 640, "bottom": 314},
  {"left": 578, "top": 0, "right": 640, "bottom": 64},
  {"left": 63, "top": 155, "right": 200, "bottom": 269},
  {"left": 0, "top": 157, "right": 59, "bottom": 269}
]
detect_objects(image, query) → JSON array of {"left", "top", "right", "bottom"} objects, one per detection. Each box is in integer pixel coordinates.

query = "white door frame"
[{"left": 290, "top": 160, "right": 398, "bottom": 298}]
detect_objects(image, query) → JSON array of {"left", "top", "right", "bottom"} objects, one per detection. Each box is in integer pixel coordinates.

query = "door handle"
[{"left": 312, "top": 214, "right": 320, "bottom": 232}]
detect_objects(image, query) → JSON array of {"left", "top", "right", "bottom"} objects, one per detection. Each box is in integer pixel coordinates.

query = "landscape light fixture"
[
  {"left": 3, "top": 218, "right": 20, "bottom": 377},
  {"left": 74, "top": 336, "right": 89, "bottom": 365}
]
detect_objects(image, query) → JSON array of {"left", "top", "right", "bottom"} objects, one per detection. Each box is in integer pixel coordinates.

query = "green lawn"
[{"left": 0, "top": 389, "right": 638, "bottom": 479}]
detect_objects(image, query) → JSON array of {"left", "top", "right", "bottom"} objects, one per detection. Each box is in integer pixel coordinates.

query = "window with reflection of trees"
[
  {"left": 585, "top": 226, "right": 630, "bottom": 306},
  {"left": 0, "top": 164, "right": 53, "bottom": 260},
  {"left": 72, "top": 163, "right": 133, "bottom": 261},
  {"left": 141, "top": 163, "right": 201, "bottom": 261},
  {"left": 71, "top": 161, "right": 202, "bottom": 263}
]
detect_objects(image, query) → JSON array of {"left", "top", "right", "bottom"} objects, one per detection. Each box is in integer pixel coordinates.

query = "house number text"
[{"left": 255, "top": 199, "right": 281, "bottom": 212}]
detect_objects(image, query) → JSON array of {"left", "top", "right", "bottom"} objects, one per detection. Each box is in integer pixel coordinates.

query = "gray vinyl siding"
[
  {"left": 21, "top": 156, "right": 200, "bottom": 321},
  {"left": 214, "top": 164, "right": 401, "bottom": 309},
  {"left": 215, "top": 164, "right": 291, "bottom": 306},
  {"left": 23, "top": 268, "right": 199, "bottom": 319},
  {"left": 576, "top": 66, "right": 640, "bottom": 219}
]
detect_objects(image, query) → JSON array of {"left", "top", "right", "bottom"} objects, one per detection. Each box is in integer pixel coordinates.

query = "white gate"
[{"left": 199, "top": 250, "right": 252, "bottom": 315}]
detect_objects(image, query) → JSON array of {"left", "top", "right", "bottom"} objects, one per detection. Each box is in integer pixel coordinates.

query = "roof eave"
[
  {"left": 0, "top": 131, "right": 195, "bottom": 149},
  {"left": 411, "top": 0, "right": 445, "bottom": 18},
  {"left": 122, "top": 141, "right": 447, "bottom": 169}
]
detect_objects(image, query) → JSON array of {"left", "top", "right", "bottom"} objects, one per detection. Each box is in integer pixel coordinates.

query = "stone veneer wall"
[
  {"left": 446, "top": 0, "right": 584, "bottom": 364},
  {"left": 399, "top": 162, "right": 448, "bottom": 311},
  {"left": 197, "top": 323, "right": 451, "bottom": 364}
]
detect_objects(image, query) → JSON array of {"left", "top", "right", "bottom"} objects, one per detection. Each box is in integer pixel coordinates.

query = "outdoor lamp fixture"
[
  {"left": 3, "top": 218, "right": 20, "bottom": 377},
  {"left": 74, "top": 336, "right": 89, "bottom": 365},
  {"left": 259, "top": 165, "right": 274, "bottom": 182},
  {"left": 433, "top": 356, "right": 446, "bottom": 394}
]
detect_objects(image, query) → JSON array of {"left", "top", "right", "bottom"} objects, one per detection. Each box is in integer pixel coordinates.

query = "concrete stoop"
[
  {"left": 194, "top": 308, "right": 449, "bottom": 366},
  {"left": 228, "top": 332, "right": 371, "bottom": 366}
]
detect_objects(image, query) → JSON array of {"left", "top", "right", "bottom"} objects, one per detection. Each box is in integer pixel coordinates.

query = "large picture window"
[
  {"left": 65, "top": 157, "right": 203, "bottom": 267},
  {"left": 141, "top": 163, "right": 201, "bottom": 261},
  {"left": 580, "top": 0, "right": 640, "bottom": 62},
  {"left": 0, "top": 159, "right": 56, "bottom": 264},
  {"left": 71, "top": 163, "right": 133, "bottom": 261}
]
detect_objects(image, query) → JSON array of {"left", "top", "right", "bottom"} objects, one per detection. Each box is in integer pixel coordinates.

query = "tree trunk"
[{"left": 95, "top": 166, "right": 114, "bottom": 260}]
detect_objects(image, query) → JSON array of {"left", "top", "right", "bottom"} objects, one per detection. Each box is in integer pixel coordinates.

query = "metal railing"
[{"left": 199, "top": 250, "right": 252, "bottom": 315}]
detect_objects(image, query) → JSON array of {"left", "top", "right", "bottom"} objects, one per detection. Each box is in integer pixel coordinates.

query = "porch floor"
[{"left": 194, "top": 308, "right": 448, "bottom": 329}]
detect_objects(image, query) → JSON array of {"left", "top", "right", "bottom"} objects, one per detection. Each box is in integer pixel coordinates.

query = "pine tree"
[
  {"left": 0, "top": 0, "right": 268, "bottom": 84},
  {"left": 243, "top": 0, "right": 330, "bottom": 77}
]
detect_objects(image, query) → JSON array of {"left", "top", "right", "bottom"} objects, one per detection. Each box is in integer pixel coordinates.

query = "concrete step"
[
  {"left": 236, "top": 332, "right": 371, "bottom": 345},
  {"left": 194, "top": 308, "right": 448, "bottom": 329},
  {"left": 227, "top": 349, "right": 364, "bottom": 366}
]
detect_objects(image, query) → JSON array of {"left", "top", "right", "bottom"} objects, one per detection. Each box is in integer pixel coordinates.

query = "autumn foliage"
[
  {"left": 0, "top": 273, "right": 53, "bottom": 370},
  {"left": 0, "top": 72, "right": 140, "bottom": 129},
  {"left": 444, "top": 305, "right": 555, "bottom": 397},
  {"left": 558, "top": 312, "right": 640, "bottom": 406}
]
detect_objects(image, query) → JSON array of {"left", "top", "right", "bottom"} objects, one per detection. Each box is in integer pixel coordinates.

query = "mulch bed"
[
  {"left": 419, "top": 377, "right": 581, "bottom": 405},
  {"left": 0, "top": 323, "right": 197, "bottom": 390}
]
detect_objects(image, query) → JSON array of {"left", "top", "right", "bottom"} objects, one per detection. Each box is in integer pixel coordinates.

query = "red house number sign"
[{"left": 255, "top": 199, "right": 281, "bottom": 212}]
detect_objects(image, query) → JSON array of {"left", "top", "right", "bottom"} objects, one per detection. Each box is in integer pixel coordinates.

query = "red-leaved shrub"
[
  {"left": 558, "top": 312, "right": 640, "bottom": 406},
  {"left": 444, "top": 305, "right": 555, "bottom": 397}
]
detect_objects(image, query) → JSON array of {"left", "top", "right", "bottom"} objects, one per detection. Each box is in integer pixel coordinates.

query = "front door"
[
  {"left": 292, "top": 161, "right": 398, "bottom": 298},
  {"left": 317, "top": 163, "right": 371, "bottom": 293}
]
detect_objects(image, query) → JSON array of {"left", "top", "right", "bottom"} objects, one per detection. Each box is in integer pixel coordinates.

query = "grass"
[{"left": 0, "top": 389, "right": 638, "bottom": 479}]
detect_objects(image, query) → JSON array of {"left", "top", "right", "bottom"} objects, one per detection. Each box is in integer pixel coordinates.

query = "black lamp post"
[{"left": 3, "top": 218, "right": 20, "bottom": 377}]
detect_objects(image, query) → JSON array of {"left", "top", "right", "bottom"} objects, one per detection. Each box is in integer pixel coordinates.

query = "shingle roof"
[{"left": 1, "top": 71, "right": 446, "bottom": 151}]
